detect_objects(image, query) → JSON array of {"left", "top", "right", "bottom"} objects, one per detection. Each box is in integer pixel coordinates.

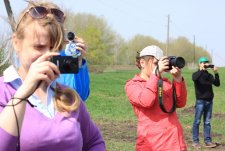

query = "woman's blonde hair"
[
  {"left": 54, "top": 84, "right": 80, "bottom": 114},
  {"left": 15, "top": 0, "right": 64, "bottom": 51},
  {"left": 14, "top": 0, "right": 80, "bottom": 113}
]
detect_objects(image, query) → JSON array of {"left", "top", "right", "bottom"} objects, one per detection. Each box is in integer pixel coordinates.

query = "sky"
[{"left": 0, "top": 0, "right": 225, "bottom": 66}]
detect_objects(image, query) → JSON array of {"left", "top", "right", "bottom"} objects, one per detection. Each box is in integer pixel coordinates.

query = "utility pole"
[
  {"left": 166, "top": 15, "right": 170, "bottom": 56},
  {"left": 211, "top": 49, "right": 213, "bottom": 63},
  {"left": 193, "top": 35, "right": 195, "bottom": 64}
]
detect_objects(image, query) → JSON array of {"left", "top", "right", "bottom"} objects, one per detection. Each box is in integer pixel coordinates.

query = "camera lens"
[
  {"left": 168, "top": 56, "right": 185, "bottom": 70},
  {"left": 175, "top": 57, "right": 185, "bottom": 68},
  {"left": 67, "top": 32, "right": 75, "bottom": 41}
]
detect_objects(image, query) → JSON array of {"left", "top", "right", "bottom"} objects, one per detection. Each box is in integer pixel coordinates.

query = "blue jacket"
[{"left": 57, "top": 51, "right": 90, "bottom": 101}]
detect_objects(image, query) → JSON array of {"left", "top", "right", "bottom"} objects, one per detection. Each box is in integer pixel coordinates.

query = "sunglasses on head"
[{"left": 16, "top": 6, "right": 65, "bottom": 31}]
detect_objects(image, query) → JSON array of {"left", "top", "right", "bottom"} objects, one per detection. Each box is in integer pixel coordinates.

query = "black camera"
[
  {"left": 50, "top": 56, "right": 79, "bottom": 74},
  {"left": 204, "top": 64, "right": 214, "bottom": 69},
  {"left": 168, "top": 56, "right": 185, "bottom": 70}
]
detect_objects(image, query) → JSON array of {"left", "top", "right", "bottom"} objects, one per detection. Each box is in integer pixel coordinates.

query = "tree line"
[
  {"left": 65, "top": 11, "right": 211, "bottom": 65},
  {"left": 0, "top": 11, "right": 211, "bottom": 74}
]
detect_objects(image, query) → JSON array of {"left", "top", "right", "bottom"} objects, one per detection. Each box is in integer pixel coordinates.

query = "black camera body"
[
  {"left": 168, "top": 56, "right": 185, "bottom": 70},
  {"left": 204, "top": 64, "right": 214, "bottom": 69},
  {"left": 51, "top": 56, "right": 79, "bottom": 74}
]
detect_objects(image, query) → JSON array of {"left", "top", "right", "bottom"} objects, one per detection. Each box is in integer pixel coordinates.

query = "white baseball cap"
[{"left": 139, "top": 45, "right": 164, "bottom": 60}]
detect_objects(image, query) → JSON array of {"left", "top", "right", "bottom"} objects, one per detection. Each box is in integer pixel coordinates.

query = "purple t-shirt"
[{"left": 0, "top": 76, "right": 105, "bottom": 151}]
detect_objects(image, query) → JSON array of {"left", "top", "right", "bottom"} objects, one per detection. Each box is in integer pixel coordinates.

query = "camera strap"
[{"left": 157, "top": 78, "right": 176, "bottom": 113}]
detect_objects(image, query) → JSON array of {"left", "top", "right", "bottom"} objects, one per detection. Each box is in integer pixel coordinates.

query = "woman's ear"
[
  {"left": 140, "top": 58, "right": 147, "bottom": 69},
  {"left": 12, "top": 33, "right": 21, "bottom": 53}
]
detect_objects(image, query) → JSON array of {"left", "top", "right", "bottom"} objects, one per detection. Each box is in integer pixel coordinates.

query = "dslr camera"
[
  {"left": 168, "top": 56, "right": 185, "bottom": 70},
  {"left": 204, "top": 64, "right": 214, "bottom": 69}
]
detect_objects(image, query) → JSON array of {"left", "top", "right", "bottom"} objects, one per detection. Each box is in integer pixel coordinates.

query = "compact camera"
[
  {"left": 168, "top": 56, "right": 185, "bottom": 70},
  {"left": 50, "top": 56, "right": 79, "bottom": 74},
  {"left": 204, "top": 64, "right": 214, "bottom": 69}
]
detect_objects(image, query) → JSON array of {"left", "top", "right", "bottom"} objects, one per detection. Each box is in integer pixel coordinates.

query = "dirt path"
[{"left": 96, "top": 108, "right": 225, "bottom": 151}]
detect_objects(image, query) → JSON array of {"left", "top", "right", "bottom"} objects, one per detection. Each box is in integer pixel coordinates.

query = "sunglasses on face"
[
  {"left": 16, "top": 6, "right": 65, "bottom": 30},
  {"left": 200, "top": 61, "right": 209, "bottom": 64}
]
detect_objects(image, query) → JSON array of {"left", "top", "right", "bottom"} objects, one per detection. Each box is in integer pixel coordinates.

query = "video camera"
[
  {"left": 204, "top": 64, "right": 214, "bottom": 69},
  {"left": 50, "top": 32, "right": 79, "bottom": 74},
  {"left": 65, "top": 32, "right": 81, "bottom": 57},
  {"left": 168, "top": 56, "right": 185, "bottom": 70}
]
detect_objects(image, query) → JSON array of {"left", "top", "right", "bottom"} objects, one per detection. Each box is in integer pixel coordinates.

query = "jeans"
[{"left": 192, "top": 99, "right": 213, "bottom": 143}]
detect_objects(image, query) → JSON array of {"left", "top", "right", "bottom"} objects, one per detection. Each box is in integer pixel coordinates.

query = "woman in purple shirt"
[{"left": 0, "top": 1, "right": 105, "bottom": 151}]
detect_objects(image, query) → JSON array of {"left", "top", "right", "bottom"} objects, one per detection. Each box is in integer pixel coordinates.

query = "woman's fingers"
[
  {"left": 76, "top": 43, "right": 86, "bottom": 55},
  {"left": 35, "top": 52, "right": 60, "bottom": 63},
  {"left": 74, "top": 37, "right": 87, "bottom": 55}
]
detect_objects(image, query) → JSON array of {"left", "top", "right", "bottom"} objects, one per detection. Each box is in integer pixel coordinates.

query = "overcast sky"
[{"left": 0, "top": 0, "right": 225, "bottom": 66}]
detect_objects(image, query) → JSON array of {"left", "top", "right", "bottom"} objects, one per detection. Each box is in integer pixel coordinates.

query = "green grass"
[
  {"left": 86, "top": 71, "right": 137, "bottom": 120},
  {"left": 86, "top": 67, "right": 225, "bottom": 151}
]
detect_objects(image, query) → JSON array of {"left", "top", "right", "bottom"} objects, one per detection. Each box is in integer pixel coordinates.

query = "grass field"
[{"left": 86, "top": 67, "right": 225, "bottom": 151}]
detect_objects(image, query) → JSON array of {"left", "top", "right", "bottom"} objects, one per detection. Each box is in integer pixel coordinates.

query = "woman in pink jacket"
[{"left": 125, "top": 45, "right": 187, "bottom": 151}]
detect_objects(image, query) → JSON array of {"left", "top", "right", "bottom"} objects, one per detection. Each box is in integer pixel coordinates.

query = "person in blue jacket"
[{"left": 57, "top": 36, "right": 90, "bottom": 102}]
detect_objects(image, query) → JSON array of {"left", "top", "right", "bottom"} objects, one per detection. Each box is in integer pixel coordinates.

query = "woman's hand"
[
  {"left": 170, "top": 66, "right": 182, "bottom": 82},
  {"left": 158, "top": 56, "right": 169, "bottom": 73},
  {"left": 16, "top": 52, "right": 60, "bottom": 99},
  {"left": 74, "top": 36, "right": 87, "bottom": 67}
]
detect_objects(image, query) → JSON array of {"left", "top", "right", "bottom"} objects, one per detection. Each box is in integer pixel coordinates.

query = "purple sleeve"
[
  {"left": 78, "top": 102, "right": 106, "bottom": 151},
  {"left": 0, "top": 78, "right": 18, "bottom": 151}
]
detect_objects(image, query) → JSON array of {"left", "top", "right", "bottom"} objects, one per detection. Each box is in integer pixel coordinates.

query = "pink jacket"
[{"left": 125, "top": 74, "right": 187, "bottom": 151}]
